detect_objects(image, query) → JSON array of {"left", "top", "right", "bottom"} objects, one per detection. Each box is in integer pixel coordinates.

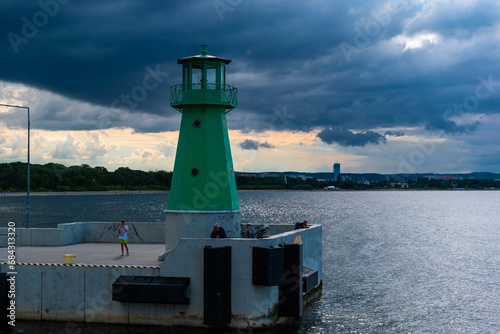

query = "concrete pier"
[
  {"left": 4, "top": 242, "right": 165, "bottom": 266},
  {"left": 1, "top": 221, "right": 321, "bottom": 328}
]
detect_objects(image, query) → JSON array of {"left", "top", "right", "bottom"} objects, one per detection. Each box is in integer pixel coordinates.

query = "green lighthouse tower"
[{"left": 165, "top": 45, "right": 241, "bottom": 250}]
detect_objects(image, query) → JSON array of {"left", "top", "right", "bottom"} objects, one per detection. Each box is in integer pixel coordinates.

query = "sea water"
[{"left": 1, "top": 190, "right": 499, "bottom": 333}]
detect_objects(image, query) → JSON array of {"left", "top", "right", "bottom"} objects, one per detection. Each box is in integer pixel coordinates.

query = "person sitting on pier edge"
[
  {"left": 210, "top": 223, "right": 227, "bottom": 238},
  {"left": 295, "top": 220, "right": 310, "bottom": 229},
  {"left": 257, "top": 224, "right": 271, "bottom": 238},
  {"left": 244, "top": 222, "right": 256, "bottom": 238}
]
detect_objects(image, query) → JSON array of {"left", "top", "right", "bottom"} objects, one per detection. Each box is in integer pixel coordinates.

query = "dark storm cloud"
[
  {"left": 318, "top": 127, "right": 387, "bottom": 147},
  {"left": 385, "top": 131, "right": 405, "bottom": 137},
  {"left": 425, "top": 119, "right": 480, "bottom": 135},
  {"left": 239, "top": 139, "right": 259, "bottom": 150},
  {"left": 1, "top": 0, "right": 500, "bottom": 146},
  {"left": 259, "top": 142, "right": 274, "bottom": 149},
  {"left": 404, "top": 0, "right": 499, "bottom": 36},
  {"left": 239, "top": 139, "right": 274, "bottom": 150}
]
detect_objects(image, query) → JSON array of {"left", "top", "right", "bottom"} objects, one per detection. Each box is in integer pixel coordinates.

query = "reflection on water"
[{"left": 2, "top": 191, "right": 500, "bottom": 333}]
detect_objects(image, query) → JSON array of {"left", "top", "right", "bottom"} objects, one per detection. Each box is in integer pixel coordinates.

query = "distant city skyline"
[
  {"left": 236, "top": 171, "right": 500, "bottom": 177},
  {"left": 1, "top": 1, "right": 499, "bottom": 174}
]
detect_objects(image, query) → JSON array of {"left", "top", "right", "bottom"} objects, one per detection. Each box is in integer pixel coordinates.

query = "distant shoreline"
[
  {"left": 1, "top": 190, "right": 167, "bottom": 197},
  {"left": 1, "top": 188, "right": 497, "bottom": 197}
]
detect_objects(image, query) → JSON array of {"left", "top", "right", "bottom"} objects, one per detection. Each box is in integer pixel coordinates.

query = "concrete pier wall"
[
  {"left": 0, "top": 222, "right": 166, "bottom": 247},
  {"left": 1, "top": 263, "right": 161, "bottom": 324},
  {"left": 160, "top": 224, "right": 322, "bottom": 327},
  {"left": 0, "top": 222, "right": 300, "bottom": 247}
]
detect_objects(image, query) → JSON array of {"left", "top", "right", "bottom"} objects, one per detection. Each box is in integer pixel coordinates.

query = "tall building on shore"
[{"left": 333, "top": 163, "right": 340, "bottom": 181}]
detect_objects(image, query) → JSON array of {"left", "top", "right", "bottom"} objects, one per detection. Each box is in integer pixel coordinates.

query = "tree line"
[
  {"left": 0, "top": 162, "right": 498, "bottom": 192},
  {"left": 0, "top": 162, "right": 172, "bottom": 192}
]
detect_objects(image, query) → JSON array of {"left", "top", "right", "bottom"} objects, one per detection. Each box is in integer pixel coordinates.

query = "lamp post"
[{"left": 0, "top": 103, "right": 30, "bottom": 228}]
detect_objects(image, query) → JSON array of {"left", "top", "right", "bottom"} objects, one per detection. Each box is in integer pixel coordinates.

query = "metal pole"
[
  {"left": 27, "top": 107, "right": 30, "bottom": 229},
  {"left": 0, "top": 103, "right": 30, "bottom": 228}
]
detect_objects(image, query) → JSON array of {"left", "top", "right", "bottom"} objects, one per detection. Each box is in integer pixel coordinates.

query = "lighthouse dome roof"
[{"left": 177, "top": 45, "right": 231, "bottom": 64}]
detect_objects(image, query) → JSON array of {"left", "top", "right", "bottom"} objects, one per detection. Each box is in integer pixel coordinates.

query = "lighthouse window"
[
  {"left": 191, "top": 168, "right": 200, "bottom": 177},
  {"left": 193, "top": 119, "right": 202, "bottom": 128},
  {"left": 191, "top": 65, "right": 203, "bottom": 88},
  {"left": 220, "top": 65, "right": 225, "bottom": 86},
  {"left": 206, "top": 64, "right": 217, "bottom": 88},
  {"left": 183, "top": 66, "right": 189, "bottom": 85}
]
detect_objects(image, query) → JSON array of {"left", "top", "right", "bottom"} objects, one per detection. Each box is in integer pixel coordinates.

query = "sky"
[{"left": 1, "top": 0, "right": 500, "bottom": 174}]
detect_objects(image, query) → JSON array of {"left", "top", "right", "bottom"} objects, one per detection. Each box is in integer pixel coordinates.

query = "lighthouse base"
[{"left": 164, "top": 210, "right": 242, "bottom": 251}]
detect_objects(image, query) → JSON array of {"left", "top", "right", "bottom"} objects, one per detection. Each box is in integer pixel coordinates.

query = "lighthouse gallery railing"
[{"left": 170, "top": 83, "right": 238, "bottom": 112}]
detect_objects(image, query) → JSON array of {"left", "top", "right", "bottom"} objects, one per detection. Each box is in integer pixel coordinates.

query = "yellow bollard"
[{"left": 64, "top": 254, "right": 76, "bottom": 264}]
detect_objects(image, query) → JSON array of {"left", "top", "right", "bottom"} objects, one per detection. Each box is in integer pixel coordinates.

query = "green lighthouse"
[
  {"left": 165, "top": 45, "right": 241, "bottom": 250},
  {"left": 168, "top": 45, "right": 239, "bottom": 211}
]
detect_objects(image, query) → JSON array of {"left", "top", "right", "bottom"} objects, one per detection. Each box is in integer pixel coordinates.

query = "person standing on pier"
[
  {"left": 245, "top": 222, "right": 256, "bottom": 238},
  {"left": 118, "top": 219, "right": 130, "bottom": 256}
]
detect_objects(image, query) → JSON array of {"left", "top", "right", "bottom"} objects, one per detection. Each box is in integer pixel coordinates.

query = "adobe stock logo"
[
  {"left": 339, "top": 1, "right": 401, "bottom": 63},
  {"left": 7, "top": 0, "right": 71, "bottom": 54},
  {"left": 213, "top": 0, "right": 243, "bottom": 21},
  {"left": 110, "top": 65, "right": 169, "bottom": 112},
  {"left": 398, "top": 74, "right": 500, "bottom": 173}
]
